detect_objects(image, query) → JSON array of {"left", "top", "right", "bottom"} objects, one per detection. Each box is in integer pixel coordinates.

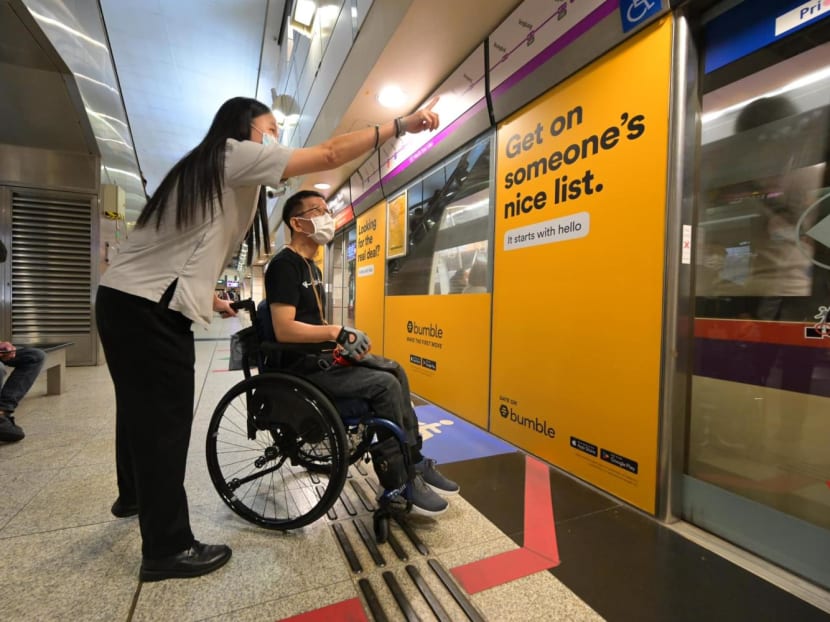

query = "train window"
[
  {"left": 696, "top": 44, "right": 830, "bottom": 317},
  {"left": 688, "top": 38, "right": 830, "bottom": 539},
  {"left": 386, "top": 135, "right": 493, "bottom": 296}
]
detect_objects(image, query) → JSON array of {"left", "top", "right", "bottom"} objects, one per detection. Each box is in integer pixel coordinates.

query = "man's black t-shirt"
[
  {"left": 262, "top": 248, "right": 330, "bottom": 369},
  {"left": 264, "top": 247, "right": 327, "bottom": 325}
]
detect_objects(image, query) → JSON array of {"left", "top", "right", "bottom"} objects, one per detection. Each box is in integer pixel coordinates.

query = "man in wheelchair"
[{"left": 260, "top": 190, "right": 459, "bottom": 516}]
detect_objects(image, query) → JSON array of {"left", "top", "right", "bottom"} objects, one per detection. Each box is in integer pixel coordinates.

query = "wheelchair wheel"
[{"left": 206, "top": 373, "right": 349, "bottom": 530}]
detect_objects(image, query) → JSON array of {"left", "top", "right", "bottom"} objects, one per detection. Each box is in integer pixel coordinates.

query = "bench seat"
[{"left": 15, "top": 342, "right": 73, "bottom": 395}]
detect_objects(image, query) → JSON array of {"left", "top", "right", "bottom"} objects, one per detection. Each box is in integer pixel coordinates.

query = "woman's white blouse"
[{"left": 100, "top": 139, "right": 292, "bottom": 325}]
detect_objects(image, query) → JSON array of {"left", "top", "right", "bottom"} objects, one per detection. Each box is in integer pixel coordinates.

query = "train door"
[
  {"left": 683, "top": 1, "right": 830, "bottom": 589},
  {"left": 328, "top": 226, "right": 356, "bottom": 328}
]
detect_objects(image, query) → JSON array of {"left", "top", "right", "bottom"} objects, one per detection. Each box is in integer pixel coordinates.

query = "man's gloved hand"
[{"left": 336, "top": 326, "right": 371, "bottom": 360}]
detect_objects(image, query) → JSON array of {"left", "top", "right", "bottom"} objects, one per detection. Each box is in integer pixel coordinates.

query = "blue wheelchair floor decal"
[{"left": 415, "top": 404, "right": 516, "bottom": 464}]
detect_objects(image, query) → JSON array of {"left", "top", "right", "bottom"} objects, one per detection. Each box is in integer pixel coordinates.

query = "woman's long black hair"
[{"left": 136, "top": 97, "right": 271, "bottom": 230}]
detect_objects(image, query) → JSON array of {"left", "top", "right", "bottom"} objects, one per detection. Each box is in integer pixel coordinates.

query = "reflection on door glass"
[
  {"left": 430, "top": 240, "right": 489, "bottom": 295},
  {"left": 689, "top": 46, "right": 830, "bottom": 531},
  {"left": 387, "top": 136, "right": 493, "bottom": 296}
]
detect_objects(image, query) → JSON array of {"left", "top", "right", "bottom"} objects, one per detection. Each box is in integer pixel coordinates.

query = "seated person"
[
  {"left": 0, "top": 342, "right": 45, "bottom": 442},
  {"left": 0, "top": 244, "right": 46, "bottom": 443},
  {"left": 263, "top": 190, "right": 459, "bottom": 516}
]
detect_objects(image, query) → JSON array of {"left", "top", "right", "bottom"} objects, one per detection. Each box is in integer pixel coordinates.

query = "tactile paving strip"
[{"left": 330, "top": 463, "right": 486, "bottom": 621}]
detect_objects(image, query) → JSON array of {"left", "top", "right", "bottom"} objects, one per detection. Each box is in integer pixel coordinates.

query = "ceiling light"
[
  {"left": 291, "top": 0, "right": 317, "bottom": 36},
  {"left": 294, "top": 0, "right": 316, "bottom": 26},
  {"left": 377, "top": 85, "right": 406, "bottom": 108},
  {"left": 314, "top": 183, "right": 331, "bottom": 190},
  {"left": 29, "top": 9, "right": 107, "bottom": 49},
  {"left": 74, "top": 72, "right": 120, "bottom": 94},
  {"left": 85, "top": 108, "right": 128, "bottom": 127},
  {"left": 105, "top": 167, "right": 141, "bottom": 180},
  {"left": 270, "top": 89, "right": 299, "bottom": 127}
]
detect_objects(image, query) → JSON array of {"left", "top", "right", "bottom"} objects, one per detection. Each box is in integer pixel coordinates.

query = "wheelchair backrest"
[{"left": 255, "top": 299, "right": 277, "bottom": 343}]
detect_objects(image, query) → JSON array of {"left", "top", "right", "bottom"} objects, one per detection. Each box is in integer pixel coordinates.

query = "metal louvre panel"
[{"left": 11, "top": 192, "right": 92, "bottom": 338}]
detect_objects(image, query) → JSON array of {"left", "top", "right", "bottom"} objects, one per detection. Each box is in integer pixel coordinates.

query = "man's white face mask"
[{"left": 298, "top": 212, "right": 336, "bottom": 245}]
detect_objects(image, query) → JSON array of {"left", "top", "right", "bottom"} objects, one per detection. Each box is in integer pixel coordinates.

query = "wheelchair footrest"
[{"left": 376, "top": 487, "right": 411, "bottom": 516}]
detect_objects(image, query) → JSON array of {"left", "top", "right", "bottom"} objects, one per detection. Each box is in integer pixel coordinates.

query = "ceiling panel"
[
  {"left": 94, "top": 0, "right": 525, "bottom": 225},
  {"left": 100, "top": 0, "right": 270, "bottom": 219},
  {"left": 22, "top": 0, "right": 144, "bottom": 207}
]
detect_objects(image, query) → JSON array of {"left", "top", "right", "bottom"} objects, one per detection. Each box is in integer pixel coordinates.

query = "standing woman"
[{"left": 96, "top": 96, "right": 439, "bottom": 582}]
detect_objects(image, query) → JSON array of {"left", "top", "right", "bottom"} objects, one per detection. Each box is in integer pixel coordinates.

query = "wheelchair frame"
[{"left": 204, "top": 299, "right": 412, "bottom": 541}]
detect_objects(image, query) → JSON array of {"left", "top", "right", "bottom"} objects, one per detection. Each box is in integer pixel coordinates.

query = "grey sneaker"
[
  {"left": 0, "top": 414, "right": 24, "bottom": 442},
  {"left": 415, "top": 458, "right": 460, "bottom": 495},
  {"left": 407, "top": 475, "right": 448, "bottom": 516}
]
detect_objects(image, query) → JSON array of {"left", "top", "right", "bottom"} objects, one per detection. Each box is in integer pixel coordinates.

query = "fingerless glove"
[{"left": 336, "top": 326, "right": 371, "bottom": 359}]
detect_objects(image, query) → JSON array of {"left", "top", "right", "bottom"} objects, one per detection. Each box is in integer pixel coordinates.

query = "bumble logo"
[
  {"left": 405, "top": 319, "right": 445, "bottom": 351},
  {"left": 499, "top": 403, "right": 556, "bottom": 439},
  {"left": 406, "top": 320, "right": 444, "bottom": 338}
]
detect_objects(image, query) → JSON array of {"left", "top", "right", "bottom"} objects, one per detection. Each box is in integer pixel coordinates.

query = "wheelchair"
[{"left": 204, "top": 299, "right": 412, "bottom": 542}]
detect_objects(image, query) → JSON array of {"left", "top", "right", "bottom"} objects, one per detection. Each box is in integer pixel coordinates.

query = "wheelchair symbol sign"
[{"left": 620, "top": 0, "right": 661, "bottom": 32}]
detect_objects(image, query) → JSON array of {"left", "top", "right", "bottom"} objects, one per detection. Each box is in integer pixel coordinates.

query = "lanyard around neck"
[
  {"left": 287, "top": 245, "right": 327, "bottom": 325},
  {"left": 302, "top": 256, "right": 327, "bottom": 325}
]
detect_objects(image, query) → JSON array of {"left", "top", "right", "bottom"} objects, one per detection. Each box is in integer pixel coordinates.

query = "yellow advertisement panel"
[
  {"left": 385, "top": 294, "right": 490, "bottom": 429},
  {"left": 313, "top": 245, "right": 325, "bottom": 268},
  {"left": 355, "top": 202, "right": 386, "bottom": 353},
  {"left": 490, "top": 19, "right": 673, "bottom": 513},
  {"left": 386, "top": 192, "right": 408, "bottom": 259}
]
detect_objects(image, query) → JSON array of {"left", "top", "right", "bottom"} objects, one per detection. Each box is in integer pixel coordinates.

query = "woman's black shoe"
[
  {"left": 139, "top": 542, "right": 232, "bottom": 582},
  {"left": 110, "top": 498, "right": 138, "bottom": 518}
]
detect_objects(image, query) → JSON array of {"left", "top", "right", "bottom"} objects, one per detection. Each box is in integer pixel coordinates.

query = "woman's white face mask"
[
  {"left": 251, "top": 124, "right": 277, "bottom": 146},
  {"left": 297, "top": 212, "right": 336, "bottom": 245}
]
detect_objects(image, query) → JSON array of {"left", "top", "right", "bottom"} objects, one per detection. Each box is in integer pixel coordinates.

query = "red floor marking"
[
  {"left": 523, "top": 452, "right": 558, "bottom": 560},
  {"left": 278, "top": 597, "right": 368, "bottom": 622},
  {"left": 451, "top": 455, "right": 560, "bottom": 594},
  {"left": 451, "top": 548, "right": 558, "bottom": 594}
]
